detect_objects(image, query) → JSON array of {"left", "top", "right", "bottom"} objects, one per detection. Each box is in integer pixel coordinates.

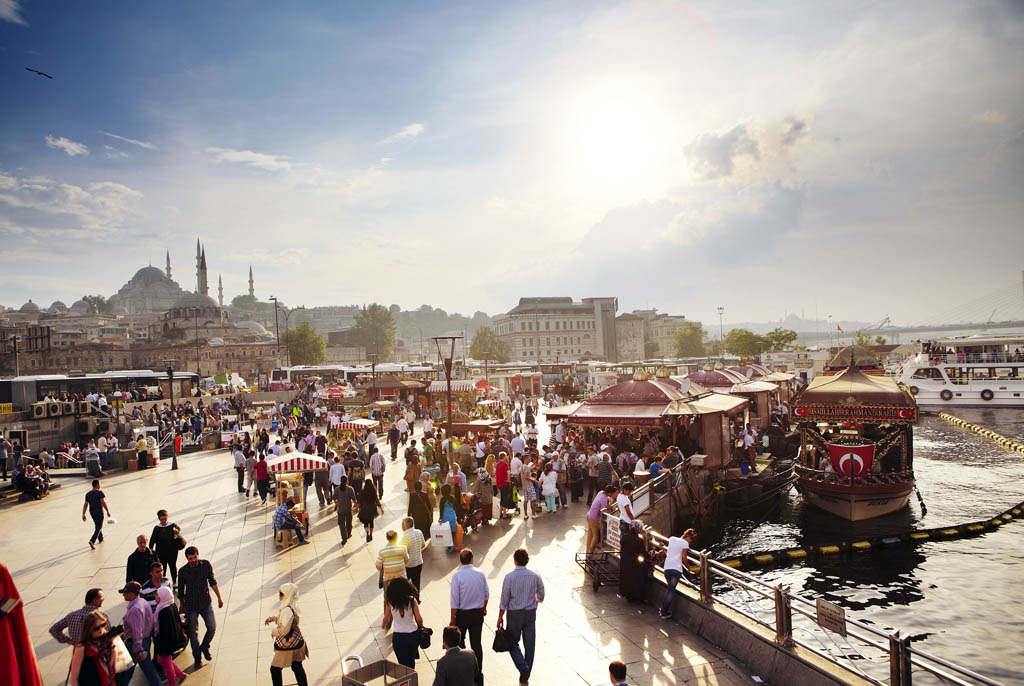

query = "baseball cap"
[{"left": 119, "top": 581, "right": 142, "bottom": 594}]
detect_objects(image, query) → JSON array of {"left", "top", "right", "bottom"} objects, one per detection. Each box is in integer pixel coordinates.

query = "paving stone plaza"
[{"left": 5, "top": 428, "right": 752, "bottom": 685}]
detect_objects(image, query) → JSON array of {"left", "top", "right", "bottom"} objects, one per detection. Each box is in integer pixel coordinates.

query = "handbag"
[
  {"left": 174, "top": 527, "right": 187, "bottom": 550},
  {"left": 492, "top": 627, "right": 510, "bottom": 652},
  {"left": 111, "top": 635, "right": 134, "bottom": 673},
  {"left": 430, "top": 522, "right": 453, "bottom": 548},
  {"left": 274, "top": 609, "right": 305, "bottom": 651},
  {"left": 378, "top": 568, "right": 385, "bottom": 589},
  {"left": 418, "top": 625, "right": 433, "bottom": 649}
]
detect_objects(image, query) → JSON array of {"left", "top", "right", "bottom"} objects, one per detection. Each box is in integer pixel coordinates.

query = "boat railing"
[
  {"left": 622, "top": 518, "right": 999, "bottom": 685},
  {"left": 925, "top": 352, "right": 1024, "bottom": 365},
  {"left": 628, "top": 462, "right": 682, "bottom": 516},
  {"left": 795, "top": 464, "right": 913, "bottom": 487}
]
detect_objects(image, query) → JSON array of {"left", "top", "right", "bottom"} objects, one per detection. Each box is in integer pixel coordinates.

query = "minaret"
[
  {"left": 165, "top": 250, "right": 172, "bottom": 279},
  {"left": 248, "top": 265, "right": 255, "bottom": 297},
  {"left": 199, "top": 247, "right": 209, "bottom": 296},
  {"left": 195, "top": 238, "right": 202, "bottom": 293},
  {"left": 218, "top": 275, "right": 224, "bottom": 307}
]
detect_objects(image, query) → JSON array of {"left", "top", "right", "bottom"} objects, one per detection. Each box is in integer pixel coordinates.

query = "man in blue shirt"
[
  {"left": 273, "top": 499, "right": 308, "bottom": 544},
  {"left": 497, "top": 548, "right": 545, "bottom": 685},
  {"left": 449, "top": 548, "right": 489, "bottom": 678}
]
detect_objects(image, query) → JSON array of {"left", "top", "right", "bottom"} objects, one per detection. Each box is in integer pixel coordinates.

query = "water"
[{"left": 717, "top": 409, "right": 1024, "bottom": 684}]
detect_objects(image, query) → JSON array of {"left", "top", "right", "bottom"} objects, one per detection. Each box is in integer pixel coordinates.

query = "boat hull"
[{"left": 796, "top": 478, "right": 913, "bottom": 521}]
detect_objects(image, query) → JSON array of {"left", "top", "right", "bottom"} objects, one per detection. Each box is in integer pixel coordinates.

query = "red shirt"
[
  {"left": 495, "top": 460, "right": 510, "bottom": 488},
  {"left": 253, "top": 460, "right": 269, "bottom": 481}
]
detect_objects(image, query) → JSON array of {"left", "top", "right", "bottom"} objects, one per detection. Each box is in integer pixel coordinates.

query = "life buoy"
[
  {"left": 980, "top": 389, "right": 994, "bottom": 401},
  {"left": 940, "top": 389, "right": 953, "bottom": 401},
  {"left": 909, "top": 386, "right": 919, "bottom": 396}
]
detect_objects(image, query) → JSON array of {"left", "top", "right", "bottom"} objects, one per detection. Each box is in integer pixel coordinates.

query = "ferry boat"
[
  {"left": 794, "top": 346, "right": 918, "bottom": 521},
  {"left": 896, "top": 334, "right": 1024, "bottom": 407}
]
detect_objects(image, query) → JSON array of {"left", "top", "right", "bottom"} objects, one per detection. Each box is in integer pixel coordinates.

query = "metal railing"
[
  {"left": 922, "top": 352, "right": 1024, "bottom": 365},
  {"left": 621, "top": 519, "right": 1002, "bottom": 686}
]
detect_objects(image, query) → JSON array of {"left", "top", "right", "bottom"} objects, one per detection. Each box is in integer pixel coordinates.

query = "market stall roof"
[
  {"left": 427, "top": 380, "right": 476, "bottom": 393},
  {"left": 664, "top": 393, "right": 748, "bottom": 416},
  {"left": 356, "top": 378, "right": 425, "bottom": 390},
  {"left": 730, "top": 380, "right": 779, "bottom": 394},
  {"left": 569, "top": 402, "right": 667, "bottom": 426},
  {"left": 369, "top": 400, "right": 396, "bottom": 408},
  {"left": 267, "top": 453, "right": 329, "bottom": 472},
  {"left": 446, "top": 419, "right": 505, "bottom": 435},
  {"left": 728, "top": 364, "right": 772, "bottom": 379},
  {"left": 682, "top": 369, "right": 746, "bottom": 388},
  {"left": 763, "top": 371, "right": 796, "bottom": 382},
  {"left": 477, "top": 399, "right": 502, "bottom": 406},
  {"left": 338, "top": 418, "right": 379, "bottom": 431},
  {"left": 587, "top": 378, "right": 690, "bottom": 404},
  {"left": 794, "top": 364, "right": 917, "bottom": 423},
  {"left": 544, "top": 402, "right": 582, "bottom": 419}
]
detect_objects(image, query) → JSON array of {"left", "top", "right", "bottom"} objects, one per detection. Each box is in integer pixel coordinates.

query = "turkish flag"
[{"left": 828, "top": 443, "right": 874, "bottom": 475}]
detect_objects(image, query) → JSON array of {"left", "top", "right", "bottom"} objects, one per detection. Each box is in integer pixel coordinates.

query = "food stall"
[{"left": 266, "top": 453, "right": 328, "bottom": 545}]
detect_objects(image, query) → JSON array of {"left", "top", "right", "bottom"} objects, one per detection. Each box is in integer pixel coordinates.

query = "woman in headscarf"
[
  {"left": 418, "top": 471, "right": 436, "bottom": 511},
  {"left": 472, "top": 467, "right": 494, "bottom": 525},
  {"left": 358, "top": 478, "right": 383, "bottom": 543},
  {"left": 382, "top": 576, "right": 423, "bottom": 669},
  {"left": 68, "top": 610, "right": 114, "bottom": 686},
  {"left": 408, "top": 480, "right": 433, "bottom": 541},
  {"left": 153, "top": 587, "right": 187, "bottom": 686},
  {"left": 438, "top": 484, "right": 462, "bottom": 553},
  {"left": 264, "top": 583, "right": 309, "bottom": 686}
]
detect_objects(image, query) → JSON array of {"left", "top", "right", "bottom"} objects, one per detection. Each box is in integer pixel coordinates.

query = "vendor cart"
[
  {"left": 267, "top": 453, "right": 327, "bottom": 545},
  {"left": 574, "top": 551, "right": 619, "bottom": 592}
]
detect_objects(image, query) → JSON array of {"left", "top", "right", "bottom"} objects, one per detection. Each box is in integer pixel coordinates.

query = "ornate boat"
[{"left": 793, "top": 347, "right": 918, "bottom": 521}]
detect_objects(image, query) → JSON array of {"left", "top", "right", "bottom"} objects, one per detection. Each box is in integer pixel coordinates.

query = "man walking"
[
  {"left": 497, "top": 548, "right": 545, "bottom": 686},
  {"left": 329, "top": 454, "right": 346, "bottom": 505},
  {"left": 233, "top": 444, "right": 246, "bottom": 493},
  {"left": 369, "top": 446, "right": 385, "bottom": 496},
  {"left": 49, "top": 588, "right": 106, "bottom": 645},
  {"left": 388, "top": 422, "right": 401, "bottom": 461},
  {"left": 449, "top": 548, "right": 488, "bottom": 678},
  {"left": 118, "top": 581, "right": 162, "bottom": 686},
  {"left": 82, "top": 479, "right": 111, "bottom": 550},
  {"left": 126, "top": 534, "right": 158, "bottom": 585},
  {"left": 335, "top": 476, "right": 356, "bottom": 545},
  {"left": 178, "top": 545, "right": 224, "bottom": 670}
]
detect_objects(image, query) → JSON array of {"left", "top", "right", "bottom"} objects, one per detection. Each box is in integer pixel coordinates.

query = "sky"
[{"left": 1, "top": 0, "right": 1022, "bottom": 328}]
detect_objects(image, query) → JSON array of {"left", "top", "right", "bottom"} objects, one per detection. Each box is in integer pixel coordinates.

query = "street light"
[
  {"left": 367, "top": 351, "right": 378, "bottom": 401},
  {"left": 193, "top": 308, "right": 201, "bottom": 382},
  {"left": 165, "top": 361, "right": 179, "bottom": 470},
  {"left": 270, "top": 296, "right": 281, "bottom": 362},
  {"left": 432, "top": 335, "right": 463, "bottom": 440},
  {"left": 717, "top": 306, "right": 725, "bottom": 362}
]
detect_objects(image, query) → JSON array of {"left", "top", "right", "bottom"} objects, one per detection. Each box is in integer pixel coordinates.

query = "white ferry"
[{"left": 897, "top": 334, "right": 1024, "bottom": 407}]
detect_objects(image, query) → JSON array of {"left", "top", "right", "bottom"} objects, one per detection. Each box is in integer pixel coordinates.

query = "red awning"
[
  {"left": 267, "top": 454, "right": 329, "bottom": 472},
  {"left": 568, "top": 403, "right": 666, "bottom": 426}
]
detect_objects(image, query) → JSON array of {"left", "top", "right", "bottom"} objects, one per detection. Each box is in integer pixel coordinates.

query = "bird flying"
[{"left": 25, "top": 67, "right": 53, "bottom": 79}]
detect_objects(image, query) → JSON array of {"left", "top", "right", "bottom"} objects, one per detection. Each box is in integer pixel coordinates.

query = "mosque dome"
[
  {"left": 69, "top": 299, "right": 91, "bottom": 314},
  {"left": 236, "top": 320, "right": 270, "bottom": 336},
  {"left": 130, "top": 266, "right": 171, "bottom": 287},
  {"left": 49, "top": 300, "right": 68, "bottom": 313},
  {"left": 20, "top": 299, "right": 40, "bottom": 312},
  {"left": 171, "top": 292, "right": 219, "bottom": 310}
]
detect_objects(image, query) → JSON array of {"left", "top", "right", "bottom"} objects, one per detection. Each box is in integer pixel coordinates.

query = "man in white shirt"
[
  {"left": 659, "top": 528, "right": 697, "bottom": 618},
  {"left": 233, "top": 447, "right": 246, "bottom": 493},
  {"left": 328, "top": 455, "right": 345, "bottom": 505},
  {"left": 422, "top": 416, "right": 433, "bottom": 438},
  {"left": 509, "top": 434, "right": 525, "bottom": 457},
  {"left": 397, "top": 416, "right": 409, "bottom": 445},
  {"left": 510, "top": 454, "right": 523, "bottom": 482},
  {"left": 525, "top": 424, "right": 538, "bottom": 446},
  {"left": 366, "top": 430, "right": 377, "bottom": 449},
  {"left": 615, "top": 482, "right": 635, "bottom": 537}
]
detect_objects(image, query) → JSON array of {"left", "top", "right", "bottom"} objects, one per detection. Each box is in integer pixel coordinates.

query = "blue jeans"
[
  {"left": 505, "top": 609, "right": 536, "bottom": 677},
  {"left": 185, "top": 604, "right": 216, "bottom": 663},
  {"left": 556, "top": 482, "right": 567, "bottom": 507},
  {"left": 660, "top": 569, "right": 683, "bottom": 616},
  {"left": 116, "top": 637, "right": 161, "bottom": 686}
]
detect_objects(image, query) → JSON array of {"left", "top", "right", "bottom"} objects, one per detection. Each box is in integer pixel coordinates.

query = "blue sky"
[{"left": 1, "top": 0, "right": 1022, "bottom": 327}]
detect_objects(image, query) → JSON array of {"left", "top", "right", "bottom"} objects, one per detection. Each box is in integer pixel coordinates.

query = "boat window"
[
  {"left": 970, "top": 367, "right": 994, "bottom": 380},
  {"left": 911, "top": 367, "right": 943, "bottom": 380},
  {"left": 993, "top": 367, "right": 1015, "bottom": 379}
]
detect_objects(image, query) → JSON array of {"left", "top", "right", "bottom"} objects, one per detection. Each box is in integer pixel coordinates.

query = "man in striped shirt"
[
  {"left": 48, "top": 588, "right": 107, "bottom": 645},
  {"left": 497, "top": 548, "right": 545, "bottom": 685},
  {"left": 376, "top": 530, "right": 409, "bottom": 589}
]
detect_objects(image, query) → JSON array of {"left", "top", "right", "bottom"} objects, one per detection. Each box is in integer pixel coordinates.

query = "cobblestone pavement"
[{"left": 5, "top": 426, "right": 753, "bottom": 685}]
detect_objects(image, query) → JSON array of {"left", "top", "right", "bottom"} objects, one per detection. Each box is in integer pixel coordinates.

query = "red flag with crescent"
[{"left": 827, "top": 444, "right": 874, "bottom": 475}]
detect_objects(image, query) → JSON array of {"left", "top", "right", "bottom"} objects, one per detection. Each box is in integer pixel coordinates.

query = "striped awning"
[
  {"left": 427, "top": 380, "right": 475, "bottom": 393},
  {"left": 339, "top": 419, "right": 379, "bottom": 431},
  {"left": 267, "top": 454, "right": 329, "bottom": 472}
]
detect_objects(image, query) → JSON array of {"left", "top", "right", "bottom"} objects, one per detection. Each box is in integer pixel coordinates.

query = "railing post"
[
  {"left": 889, "top": 631, "right": 912, "bottom": 686},
  {"left": 699, "top": 552, "right": 712, "bottom": 604},
  {"left": 774, "top": 585, "right": 793, "bottom": 646}
]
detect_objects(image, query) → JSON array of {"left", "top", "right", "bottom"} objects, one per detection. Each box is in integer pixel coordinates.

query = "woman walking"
[
  {"left": 408, "top": 481, "right": 433, "bottom": 541},
  {"left": 153, "top": 587, "right": 187, "bottom": 686},
  {"left": 358, "top": 478, "right": 383, "bottom": 543},
  {"left": 382, "top": 577, "right": 424, "bottom": 670},
  {"left": 521, "top": 463, "right": 538, "bottom": 519},
  {"left": 68, "top": 610, "right": 115, "bottom": 686},
  {"left": 540, "top": 462, "right": 559, "bottom": 513},
  {"left": 265, "top": 583, "right": 309, "bottom": 686},
  {"left": 149, "top": 509, "right": 182, "bottom": 585},
  {"left": 438, "top": 484, "right": 462, "bottom": 553}
]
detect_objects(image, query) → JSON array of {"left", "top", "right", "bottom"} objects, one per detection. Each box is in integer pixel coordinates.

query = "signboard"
[
  {"left": 0, "top": 403, "right": 12, "bottom": 414},
  {"left": 816, "top": 598, "right": 847, "bottom": 636},
  {"left": 604, "top": 514, "right": 620, "bottom": 551},
  {"left": 794, "top": 405, "right": 916, "bottom": 421},
  {"left": 221, "top": 432, "right": 235, "bottom": 447}
]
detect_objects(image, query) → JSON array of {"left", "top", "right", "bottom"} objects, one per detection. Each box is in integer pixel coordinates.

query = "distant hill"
[
  {"left": 393, "top": 304, "right": 493, "bottom": 344},
  {"left": 727, "top": 313, "right": 872, "bottom": 335}
]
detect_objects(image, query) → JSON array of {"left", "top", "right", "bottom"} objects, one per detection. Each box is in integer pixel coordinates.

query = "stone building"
[
  {"left": 614, "top": 313, "right": 645, "bottom": 362},
  {"left": 108, "top": 259, "right": 186, "bottom": 315},
  {"left": 493, "top": 297, "right": 619, "bottom": 362}
]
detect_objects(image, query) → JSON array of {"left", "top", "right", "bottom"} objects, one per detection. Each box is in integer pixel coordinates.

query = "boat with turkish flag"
[{"left": 793, "top": 346, "right": 919, "bottom": 521}]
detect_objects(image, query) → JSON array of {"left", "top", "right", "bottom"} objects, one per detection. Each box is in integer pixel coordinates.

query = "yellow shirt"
[
  {"left": 376, "top": 541, "right": 409, "bottom": 577},
  {"left": 137, "top": 438, "right": 148, "bottom": 453}
]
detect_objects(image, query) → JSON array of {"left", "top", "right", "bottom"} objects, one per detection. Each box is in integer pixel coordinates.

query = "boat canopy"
[{"left": 794, "top": 364, "right": 917, "bottom": 423}]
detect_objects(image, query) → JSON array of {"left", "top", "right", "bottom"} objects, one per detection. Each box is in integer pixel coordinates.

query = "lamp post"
[
  {"left": 717, "top": 306, "right": 725, "bottom": 362},
  {"left": 432, "top": 335, "right": 463, "bottom": 440},
  {"left": 367, "top": 351, "right": 378, "bottom": 401},
  {"left": 11, "top": 335, "right": 21, "bottom": 377},
  {"left": 269, "top": 296, "right": 281, "bottom": 362},
  {"left": 193, "top": 308, "right": 202, "bottom": 383},
  {"left": 165, "top": 362, "right": 179, "bottom": 470}
]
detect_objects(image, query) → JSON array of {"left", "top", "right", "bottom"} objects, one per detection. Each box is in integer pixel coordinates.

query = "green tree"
[
  {"left": 671, "top": 322, "right": 707, "bottom": 357},
  {"left": 349, "top": 303, "right": 396, "bottom": 359},
  {"left": 81, "top": 294, "right": 113, "bottom": 315},
  {"left": 764, "top": 327, "right": 798, "bottom": 351},
  {"left": 469, "top": 326, "right": 511, "bottom": 362},
  {"left": 724, "top": 328, "right": 770, "bottom": 357},
  {"left": 281, "top": 323, "right": 326, "bottom": 365},
  {"left": 874, "top": 335, "right": 886, "bottom": 346}
]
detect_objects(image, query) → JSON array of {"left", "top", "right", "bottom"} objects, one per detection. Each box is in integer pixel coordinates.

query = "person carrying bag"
[{"left": 264, "top": 583, "right": 308, "bottom": 686}]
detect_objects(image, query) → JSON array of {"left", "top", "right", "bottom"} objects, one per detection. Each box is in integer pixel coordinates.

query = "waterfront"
[{"left": 720, "top": 409, "right": 1024, "bottom": 683}]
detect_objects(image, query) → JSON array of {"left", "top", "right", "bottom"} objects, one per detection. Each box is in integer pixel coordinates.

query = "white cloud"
[
  {"left": 378, "top": 123, "right": 425, "bottom": 145},
  {"left": 99, "top": 130, "right": 157, "bottom": 150},
  {"left": 44, "top": 135, "right": 89, "bottom": 157},
  {"left": 684, "top": 125, "right": 760, "bottom": 180},
  {"left": 104, "top": 145, "right": 129, "bottom": 159},
  {"left": 205, "top": 146, "right": 292, "bottom": 172},
  {"left": 972, "top": 109, "right": 1008, "bottom": 126},
  {"left": 0, "top": 0, "right": 26, "bottom": 25}
]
